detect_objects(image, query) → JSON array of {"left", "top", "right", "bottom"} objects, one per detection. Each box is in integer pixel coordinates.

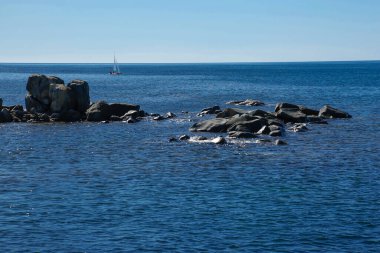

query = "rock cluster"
[
  {"left": 0, "top": 74, "right": 151, "bottom": 123},
  {"left": 189, "top": 102, "right": 351, "bottom": 141}
]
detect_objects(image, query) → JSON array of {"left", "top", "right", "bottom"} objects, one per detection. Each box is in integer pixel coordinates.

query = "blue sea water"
[{"left": 0, "top": 62, "right": 379, "bottom": 252}]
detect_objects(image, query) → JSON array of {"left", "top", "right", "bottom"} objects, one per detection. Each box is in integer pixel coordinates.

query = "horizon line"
[{"left": 0, "top": 59, "right": 379, "bottom": 65}]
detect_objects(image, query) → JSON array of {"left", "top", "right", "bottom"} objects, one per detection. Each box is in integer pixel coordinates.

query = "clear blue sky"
[{"left": 1, "top": 0, "right": 379, "bottom": 63}]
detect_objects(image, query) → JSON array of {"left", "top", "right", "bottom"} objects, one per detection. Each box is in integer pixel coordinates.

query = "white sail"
[{"left": 111, "top": 54, "right": 121, "bottom": 74}]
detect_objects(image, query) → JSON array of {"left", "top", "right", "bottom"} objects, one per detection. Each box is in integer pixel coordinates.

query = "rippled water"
[{"left": 0, "top": 62, "right": 379, "bottom": 252}]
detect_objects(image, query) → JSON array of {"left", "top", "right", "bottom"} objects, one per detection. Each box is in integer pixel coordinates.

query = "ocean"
[{"left": 0, "top": 62, "right": 379, "bottom": 252}]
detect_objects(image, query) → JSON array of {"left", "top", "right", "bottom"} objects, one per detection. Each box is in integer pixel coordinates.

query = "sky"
[{"left": 0, "top": 0, "right": 379, "bottom": 63}]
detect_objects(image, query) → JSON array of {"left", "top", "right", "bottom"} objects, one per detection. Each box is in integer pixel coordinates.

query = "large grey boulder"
[
  {"left": 86, "top": 101, "right": 111, "bottom": 121},
  {"left": 108, "top": 103, "right": 140, "bottom": 117},
  {"left": 319, "top": 105, "right": 352, "bottom": 118},
  {"left": 275, "top": 108, "right": 307, "bottom": 123},
  {"left": 67, "top": 80, "right": 90, "bottom": 113},
  {"left": 228, "top": 131, "right": 257, "bottom": 138},
  {"left": 216, "top": 108, "right": 248, "bottom": 118},
  {"left": 197, "top": 105, "right": 221, "bottom": 116},
  {"left": 275, "top": 102, "right": 319, "bottom": 116},
  {"left": 227, "top": 118, "right": 267, "bottom": 133},
  {"left": 49, "top": 84, "right": 73, "bottom": 113},
  {"left": 26, "top": 74, "right": 64, "bottom": 110},
  {"left": 190, "top": 118, "right": 229, "bottom": 132}
]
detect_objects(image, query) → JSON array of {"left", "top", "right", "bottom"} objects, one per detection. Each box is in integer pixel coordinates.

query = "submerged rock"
[
  {"left": 275, "top": 139, "right": 287, "bottom": 145},
  {"left": 226, "top": 99, "right": 265, "bottom": 106},
  {"left": 211, "top": 137, "right": 227, "bottom": 144},
  {"left": 179, "top": 135, "right": 190, "bottom": 141},
  {"left": 228, "top": 131, "right": 257, "bottom": 138},
  {"left": 197, "top": 106, "right": 221, "bottom": 116}
]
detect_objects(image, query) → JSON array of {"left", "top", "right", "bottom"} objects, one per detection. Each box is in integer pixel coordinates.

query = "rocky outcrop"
[
  {"left": 227, "top": 99, "right": 265, "bottom": 106},
  {"left": 23, "top": 74, "right": 91, "bottom": 122},
  {"left": 319, "top": 105, "right": 352, "bottom": 118}
]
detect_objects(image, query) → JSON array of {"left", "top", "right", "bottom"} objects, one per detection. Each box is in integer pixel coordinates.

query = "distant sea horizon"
[{"left": 1, "top": 59, "right": 380, "bottom": 65}]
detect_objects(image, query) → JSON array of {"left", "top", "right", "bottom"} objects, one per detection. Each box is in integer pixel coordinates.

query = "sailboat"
[{"left": 110, "top": 54, "right": 122, "bottom": 75}]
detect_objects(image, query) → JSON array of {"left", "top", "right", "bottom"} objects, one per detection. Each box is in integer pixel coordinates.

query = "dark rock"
[
  {"left": 67, "top": 80, "right": 90, "bottom": 113},
  {"left": 289, "top": 123, "right": 308, "bottom": 132},
  {"left": 37, "top": 113, "right": 50, "bottom": 122},
  {"left": 216, "top": 108, "right": 248, "bottom": 118},
  {"left": 86, "top": 101, "right": 110, "bottom": 121},
  {"left": 227, "top": 118, "right": 267, "bottom": 133},
  {"left": 228, "top": 131, "right": 257, "bottom": 138},
  {"left": 60, "top": 110, "right": 82, "bottom": 122},
  {"left": 197, "top": 106, "right": 221, "bottom": 116},
  {"left": 299, "top": 106, "right": 319, "bottom": 116},
  {"left": 245, "top": 109, "right": 275, "bottom": 118},
  {"left": 275, "top": 139, "right": 287, "bottom": 145},
  {"left": 10, "top": 105, "right": 23, "bottom": 112},
  {"left": 179, "top": 135, "right": 190, "bottom": 141},
  {"left": 0, "top": 98, "right": 2, "bottom": 108},
  {"left": 190, "top": 118, "right": 229, "bottom": 132},
  {"left": 225, "top": 114, "right": 261, "bottom": 128},
  {"left": 169, "top": 137, "right": 178, "bottom": 142},
  {"left": 257, "top": 139, "right": 272, "bottom": 143},
  {"left": 211, "top": 137, "right": 226, "bottom": 144},
  {"left": 319, "top": 105, "right": 352, "bottom": 118},
  {"left": 124, "top": 117, "right": 137, "bottom": 123},
  {"left": 269, "top": 130, "right": 282, "bottom": 137},
  {"left": 274, "top": 102, "right": 300, "bottom": 112},
  {"left": 192, "top": 136, "right": 208, "bottom": 141},
  {"left": 307, "top": 116, "right": 328, "bottom": 124},
  {"left": 275, "top": 108, "right": 307, "bottom": 123},
  {"left": 269, "top": 125, "right": 282, "bottom": 132},
  {"left": 257, "top": 125, "right": 271, "bottom": 135},
  {"left": 122, "top": 110, "right": 140, "bottom": 119},
  {"left": 25, "top": 94, "right": 48, "bottom": 113},
  {"left": 165, "top": 112, "right": 176, "bottom": 118},
  {"left": 267, "top": 119, "right": 284, "bottom": 127},
  {"left": 0, "top": 109, "right": 13, "bottom": 122},
  {"left": 50, "top": 113, "right": 61, "bottom": 121},
  {"left": 227, "top": 99, "right": 265, "bottom": 106},
  {"left": 110, "top": 115, "right": 122, "bottom": 121},
  {"left": 109, "top": 103, "right": 140, "bottom": 117},
  {"left": 153, "top": 115, "right": 164, "bottom": 121},
  {"left": 26, "top": 74, "right": 64, "bottom": 110}
]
